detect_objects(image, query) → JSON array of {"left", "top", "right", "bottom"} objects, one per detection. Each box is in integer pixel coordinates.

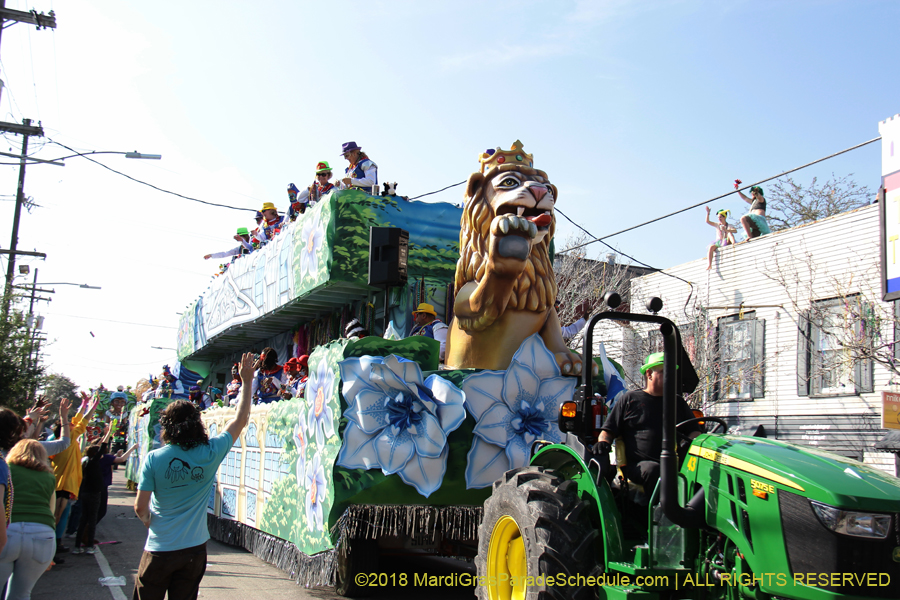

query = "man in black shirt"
[{"left": 597, "top": 352, "right": 701, "bottom": 495}]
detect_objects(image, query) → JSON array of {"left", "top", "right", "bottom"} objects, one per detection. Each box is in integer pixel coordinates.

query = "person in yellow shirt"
[{"left": 50, "top": 396, "right": 98, "bottom": 556}]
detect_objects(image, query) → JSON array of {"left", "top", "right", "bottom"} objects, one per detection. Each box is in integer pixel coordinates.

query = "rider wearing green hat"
[
  {"left": 292, "top": 160, "right": 337, "bottom": 216},
  {"left": 596, "top": 351, "right": 700, "bottom": 501},
  {"left": 203, "top": 227, "right": 255, "bottom": 261}
]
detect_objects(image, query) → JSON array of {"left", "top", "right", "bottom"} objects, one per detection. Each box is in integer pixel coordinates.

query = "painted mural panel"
[{"left": 176, "top": 192, "right": 461, "bottom": 360}]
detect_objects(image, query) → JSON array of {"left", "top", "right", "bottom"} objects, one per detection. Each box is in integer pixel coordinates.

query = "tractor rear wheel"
[
  {"left": 334, "top": 537, "right": 378, "bottom": 597},
  {"left": 475, "top": 466, "right": 601, "bottom": 600}
]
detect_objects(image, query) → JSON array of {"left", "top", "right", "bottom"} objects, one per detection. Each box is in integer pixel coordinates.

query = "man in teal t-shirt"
[{"left": 133, "top": 353, "right": 254, "bottom": 600}]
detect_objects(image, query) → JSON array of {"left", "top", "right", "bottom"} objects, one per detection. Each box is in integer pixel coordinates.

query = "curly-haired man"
[{"left": 132, "top": 352, "right": 255, "bottom": 600}]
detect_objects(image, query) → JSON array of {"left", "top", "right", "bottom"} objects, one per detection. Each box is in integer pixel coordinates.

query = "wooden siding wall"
[{"left": 615, "top": 204, "right": 895, "bottom": 473}]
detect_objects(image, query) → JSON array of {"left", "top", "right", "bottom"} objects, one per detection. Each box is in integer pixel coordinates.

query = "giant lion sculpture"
[{"left": 445, "top": 141, "right": 596, "bottom": 377}]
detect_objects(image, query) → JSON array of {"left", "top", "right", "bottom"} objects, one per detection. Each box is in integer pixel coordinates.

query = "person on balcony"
[
  {"left": 339, "top": 142, "right": 378, "bottom": 194},
  {"left": 203, "top": 228, "right": 254, "bottom": 261},
  {"left": 281, "top": 356, "right": 309, "bottom": 399}
]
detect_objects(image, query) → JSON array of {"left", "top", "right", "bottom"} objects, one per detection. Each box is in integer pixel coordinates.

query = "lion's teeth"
[
  {"left": 499, "top": 219, "right": 509, "bottom": 234},
  {"left": 517, "top": 206, "right": 525, "bottom": 217},
  {"left": 529, "top": 222, "right": 537, "bottom": 237}
]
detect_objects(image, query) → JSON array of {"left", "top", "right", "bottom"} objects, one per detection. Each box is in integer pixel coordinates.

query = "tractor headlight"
[{"left": 810, "top": 501, "right": 892, "bottom": 539}]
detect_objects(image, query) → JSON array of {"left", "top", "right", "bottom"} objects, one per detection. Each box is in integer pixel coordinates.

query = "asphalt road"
[{"left": 28, "top": 469, "right": 478, "bottom": 600}]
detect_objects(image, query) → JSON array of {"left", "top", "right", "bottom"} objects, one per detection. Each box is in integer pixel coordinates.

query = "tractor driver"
[{"left": 596, "top": 352, "right": 701, "bottom": 498}]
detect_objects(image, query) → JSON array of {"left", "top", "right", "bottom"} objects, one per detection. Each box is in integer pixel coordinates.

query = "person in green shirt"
[{"left": 0, "top": 439, "right": 57, "bottom": 598}]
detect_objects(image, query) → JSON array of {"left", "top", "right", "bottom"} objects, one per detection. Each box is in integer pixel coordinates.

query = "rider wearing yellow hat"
[{"left": 408, "top": 303, "right": 448, "bottom": 362}]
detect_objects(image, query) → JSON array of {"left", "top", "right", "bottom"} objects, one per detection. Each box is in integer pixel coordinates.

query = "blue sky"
[{"left": 0, "top": 0, "right": 896, "bottom": 389}]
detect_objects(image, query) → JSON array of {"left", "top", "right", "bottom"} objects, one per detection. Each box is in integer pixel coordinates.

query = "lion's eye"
[{"left": 498, "top": 177, "right": 520, "bottom": 189}]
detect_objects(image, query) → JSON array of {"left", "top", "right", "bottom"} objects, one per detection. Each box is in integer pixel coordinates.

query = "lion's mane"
[{"left": 454, "top": 164, "right": 558, "bottom": 332}]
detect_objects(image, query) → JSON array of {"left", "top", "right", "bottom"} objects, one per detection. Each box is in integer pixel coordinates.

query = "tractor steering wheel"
[{"left": 676, "top": 416, "right": 728, "bottom": 434}]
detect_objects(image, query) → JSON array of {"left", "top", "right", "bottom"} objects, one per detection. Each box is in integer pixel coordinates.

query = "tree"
[
  {"left": 0, "top": 302, "right": 45, "bottom": 413},
  {"left": 765, "top": 173, "right": 871, "bottom": 232},
  {"left": 41, "top": 373, "right": 79, "bottom": 409}
]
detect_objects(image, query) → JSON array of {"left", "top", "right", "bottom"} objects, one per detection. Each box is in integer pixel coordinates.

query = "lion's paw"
[{"left": 555, "top": 352, "right": 600, "bottom": 378}]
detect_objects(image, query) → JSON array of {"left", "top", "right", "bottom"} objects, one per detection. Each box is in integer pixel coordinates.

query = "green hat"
[
  {"left": 750, "top": 186, "right": 764, "bottom": 197},
  {"left": 640, "top": 352, "right": 678, "bottom": 375},
  {"left": 236, "top": 227, "right": 249, "bottom": 236},
  {"left": 316, "top": 160, "right": 332, "bottom": 174}
]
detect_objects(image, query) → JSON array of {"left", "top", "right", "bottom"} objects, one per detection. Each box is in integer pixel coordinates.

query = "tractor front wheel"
[{"left": 475, "top": 466, "right": 601, "bottom": 600}]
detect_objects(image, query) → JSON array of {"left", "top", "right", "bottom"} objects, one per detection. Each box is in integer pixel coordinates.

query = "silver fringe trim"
[
  {"left": 334, "top": 504, "right": 483, "bottom": 545},
  {"left": 207, "top": 504, "right": 483, "bottom": 588},
  {"left": 207, "top": 514, "right": 336, "bottom": 587}
]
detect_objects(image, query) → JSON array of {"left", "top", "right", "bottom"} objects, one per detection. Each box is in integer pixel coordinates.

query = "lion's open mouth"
[{"left": 497, "top": 205, "right": 553, "bottom": 230}]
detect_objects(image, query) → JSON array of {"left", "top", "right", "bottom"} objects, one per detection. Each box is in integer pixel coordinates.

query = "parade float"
[{"left": 127, "top": 141, "right": 616, "bottom": 595}]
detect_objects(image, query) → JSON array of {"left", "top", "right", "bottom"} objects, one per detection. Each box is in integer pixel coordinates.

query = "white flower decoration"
[
  {"left": 337, "top": 355, "right": 466, "bottom": 497},
  {"left": 463, "top": 334, "right": 576, "bottom": 488},
  {"left": 305, "top": 453, "right": 327, "bottom": 531},
  {"left": 293, "top": 416, "right": 307, "bottom": 487},
  {"left": 306, "top": 358, "right": 336, "bottom": 447},
  {"left": 299, "top": 215, "right": 325, "bottom": 278}
]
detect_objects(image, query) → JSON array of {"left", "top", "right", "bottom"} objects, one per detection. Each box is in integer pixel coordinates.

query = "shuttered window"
[
  {"left": 800, "top": 296, "right": 874, "bottom": 396},
  {"left": 717, "top": 313, "right": 765, "bottom": 400}
]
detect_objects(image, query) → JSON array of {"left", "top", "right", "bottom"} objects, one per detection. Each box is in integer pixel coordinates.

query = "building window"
[
  {"left": 717, "top": 313, "right": 765, "bottom": 401},
  {"left": 798, "top": 297, "right": 874, "bottom": 397}
]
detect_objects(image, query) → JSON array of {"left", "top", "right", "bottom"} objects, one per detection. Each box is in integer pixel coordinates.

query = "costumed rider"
[
  {"left": 188, "top": 384, "right": 204, "bottom": 409},
  {"left": 289, "top": 161, "right": 337, "bottom": 218},
  {"left": 344, "top": 318, "right": 369, "bottom": 341},
  {"left": 251, "top": 347, "right": 284, "bottom": 404},
  {"left": 225, "top": 363, "right": 242, "bottom": 407},
  {"left": 203, "top": 227, "right": 254, "bottom": 260},
  {"left": 253, "top": 202, "right": 284, "bottom": 247},
  {"left": 280, "top": 355, "right": 309, "bottom": 399},
  {"left": 156, "top": 366, "right": 184, "bottom": 399},
  {"left": 595, "top": 352, "right": 701, "bottom": 502},
  {"left": 339, "top": 141, "right": 378, "bottom": 194},
  {"left": 142, "top": 376, "right": 159, "bottom": 403},
  {"left": 407, "top": 303, "right": 448, "bottom": 362}
]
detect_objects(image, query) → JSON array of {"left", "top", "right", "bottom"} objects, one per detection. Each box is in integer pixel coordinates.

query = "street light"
[
  {"left": 0, "top": 149, "right": 163, "bottom": 167},
  {"left": 33, "top": 282, "right": 102, "bottom": 289},
  {"left": 3, "top": 147, "right": 159, "bottom": 318},
  {"left": 151, "top": 346, "right": 175, "bottom": 350}
]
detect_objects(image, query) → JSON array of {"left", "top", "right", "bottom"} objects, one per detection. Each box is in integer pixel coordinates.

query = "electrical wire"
[
  {"left": 46, "top": 140, "right": 258, "bottom": 212},
  {"left": 558, "top": 136, "right": 882, "bottom": 256},
  {"left": 555, "top": 206, "right": 695, "bottom": 311},
  {"left": 408, "top": 180, "right": 466, "bottom": 200},
  {"left": 42, "top": 312, "right": 177, "bottom": 329}
]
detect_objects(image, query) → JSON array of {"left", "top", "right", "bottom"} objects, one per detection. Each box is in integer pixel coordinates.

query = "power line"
[
  {"left": 559, "top": 136, "right": 882, "bottom": 256},
  {"left": 47, "top": 140, "right": 258, "bottom": 213},
  {"left": 43, "top": 312, "right": 177, "bottom": 329},
  {"left": 408, "top": 180, "right": 466, "bottom": 200}
]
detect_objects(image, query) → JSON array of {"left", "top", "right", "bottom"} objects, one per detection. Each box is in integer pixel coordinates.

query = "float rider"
[
  {"left": 339, "top": 141, "right": 378, "bottom": 194},
  {"left": 203, "top": 227, "right": 254, "bottom": 260},
  {"left": 291, "top": 161, "right": 337, "bottom": 218},
  {"left": 254, "top": 202, "right": 284, "bottom": 247},
  {"left": 407, "top": 303, "right": 448, "bottom": 362}
]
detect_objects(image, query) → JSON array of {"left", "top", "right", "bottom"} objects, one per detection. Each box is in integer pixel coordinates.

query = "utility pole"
[
  {"left": 0, "top": 2, "right": 55, "bottom": 320},
  {"left": 1, "top": 118, "right": 44, "bottom": 319}
]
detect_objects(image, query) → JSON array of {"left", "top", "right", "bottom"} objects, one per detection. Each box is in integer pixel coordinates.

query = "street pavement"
[{"left": 29, "top": 468, "right": 478, "bottom": 599}]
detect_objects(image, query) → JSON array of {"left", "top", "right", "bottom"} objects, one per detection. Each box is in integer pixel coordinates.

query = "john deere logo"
[{"left": 893, "top": 547, "right": 900, "bottom": 563}]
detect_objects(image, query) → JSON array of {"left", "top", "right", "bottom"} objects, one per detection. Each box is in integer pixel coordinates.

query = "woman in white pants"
[{"left": 0, "top": 439, "right": 57, "bottom": 599}]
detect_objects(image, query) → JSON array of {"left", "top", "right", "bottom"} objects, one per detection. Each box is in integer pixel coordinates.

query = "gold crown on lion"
[{"left": 478, "top": 139, "right": 534, "bottom": 174}]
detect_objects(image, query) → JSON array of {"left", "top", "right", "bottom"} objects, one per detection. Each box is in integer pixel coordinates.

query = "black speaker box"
[{"left": 368, "top": 227, "right": 409, "bottom": 286}]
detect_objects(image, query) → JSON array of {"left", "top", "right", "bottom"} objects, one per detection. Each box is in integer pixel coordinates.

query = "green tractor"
[{"left": 475, "top": 296, "right": 900, "bottom": 600}]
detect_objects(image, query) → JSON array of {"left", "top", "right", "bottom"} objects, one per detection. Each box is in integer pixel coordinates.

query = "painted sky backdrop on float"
[{"left": 0, "top": 0, "right": 897, "bottom": 389}]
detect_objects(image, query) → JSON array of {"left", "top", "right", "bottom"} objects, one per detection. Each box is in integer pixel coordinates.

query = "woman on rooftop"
[{"left": 737, "top": 185, "right": 771, "bottom": 240}]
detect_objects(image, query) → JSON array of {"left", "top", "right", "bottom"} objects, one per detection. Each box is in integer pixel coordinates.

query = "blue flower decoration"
[
  {"left": 463, "top": 334, "right": 576, "bottom": 488},
  {"left": 337, "top": 355, "right": 466, "bottom": 497},
  {"left": 306, "top": 358, "right": 336, "bottom": 447},
  {"left": 305, "top": 453, "right": 327, "bottom": 531}
]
